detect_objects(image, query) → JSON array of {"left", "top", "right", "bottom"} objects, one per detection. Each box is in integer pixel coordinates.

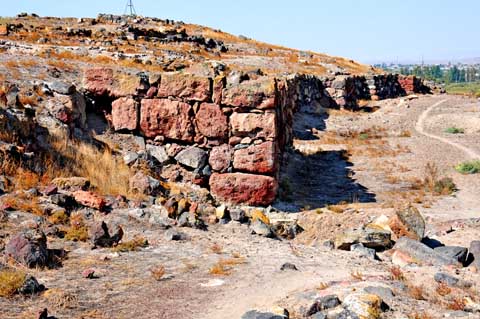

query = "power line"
[{"left": 124, "top": 0, "right": 137, "bottom": 16}]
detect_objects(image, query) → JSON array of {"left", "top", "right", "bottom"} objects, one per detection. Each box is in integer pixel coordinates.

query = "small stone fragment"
[
  {"left": 306, "top": 295, "right": 341, "bottom": 316},
  {"left": 280, "top": 263, "right": 298, "bottom": 271}
]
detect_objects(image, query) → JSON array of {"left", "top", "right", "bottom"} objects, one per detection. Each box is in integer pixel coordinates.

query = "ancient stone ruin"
[{"left": 83, "top": 67, "right": 429, "bottom": 206}]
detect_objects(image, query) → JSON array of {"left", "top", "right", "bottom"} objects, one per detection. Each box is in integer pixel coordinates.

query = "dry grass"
[
  {"left": 150, "top": 265, "right": 166, "bottom": 281},
  {"left": 13, "top": 168, "right": 42, "bottom": 190},
  {"left": 408, "top": 312, "right": 433, "bottom": 319},
  {"left": 423, "top": 162, "right": 456, "bottom": 195},
  {"left": 325, "top": 204, "right": 346, "bottom": 214},
  {"left": 48, "top": 209, "right": 69, "bottom": 225},
  {"left": 389, "top": 266, "right": 406, "bottom": 281},
  {"left": 43, "top": 288, "right": 79, "bottom": 310},
  {"left": 218, "top": 257, "right": 247, "bottom": 267},
  {"left": 1, "top": 195, "right": 44, "bottom": 216},
  {"left": 112, "top": 236, "right": 148, "bottom": 252},
  {"left": 317, "top": 282, "right": 330, "bottom": 291},
  {"left": 0, "top": 268, "right": 26, "bottom": 297},
  {"left": 408, "top": 285, "right": 426, "bottom": 300},
  {"left": 436, "top": 283, "right": 452, "bottom": 297},
  {"left": 447, "top": 297, "right": 466, "bottom": 311},
  {"left": 210, "top": 243, "right": 223, "bottom": 254},
  {"left": 47, "top": 134, "right": 133, "bottom": 197},
  {"left": 64, "top": 214, "right": 89, "bottom": 242},
  {"left": 350, "top": 271, "right": 364, "bottom": 281},
  {"left": 209, "top": 258, "right": 246, "bottom": 276},
  {"left": 209, "top": 262, "right": 231, "bottom": 276}
]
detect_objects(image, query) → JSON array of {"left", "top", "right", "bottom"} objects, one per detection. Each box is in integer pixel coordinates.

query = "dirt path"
[{"left": 414, "top": 98, "right": 480, "bottom": 159}]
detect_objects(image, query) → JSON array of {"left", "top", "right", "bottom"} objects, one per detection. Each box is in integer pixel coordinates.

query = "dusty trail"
[
  {"left": 414, "top": 99, "right": 480, "bottom": 159},
  {"left": 411, "top": 97, "right": 480, "bottom": 222}
]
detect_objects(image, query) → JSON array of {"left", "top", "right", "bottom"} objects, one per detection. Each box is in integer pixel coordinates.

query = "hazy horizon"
[{"left": 2, "top": 0, "right": 480, "bottom": 64}]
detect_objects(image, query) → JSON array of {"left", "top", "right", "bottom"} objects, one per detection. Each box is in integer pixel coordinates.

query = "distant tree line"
[{"left": 381, "top": 65, "right": 480, "bottom": 84}]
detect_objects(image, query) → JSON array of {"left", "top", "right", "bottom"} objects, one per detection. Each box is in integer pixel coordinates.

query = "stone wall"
[
  {"left": 83, "top": 68, "right": 428, "bottom": 207},
  {"left": 322, "top": 74, "right": 428, "bottom": 109}
]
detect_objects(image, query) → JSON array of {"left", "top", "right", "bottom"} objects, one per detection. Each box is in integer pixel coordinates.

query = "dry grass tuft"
[
  {"left": 218, "top": 258, "right": 247, "bottom": 267},
  {"left": 317, "top": 282, "right": 330, "bottom": 291},
  {"left": 210, "top": 243, "right": 223, "bottom": 254},
  {"left": 43, "top": 288, "right": 79, "bottom": 310},
  {"left": 447, "top": 297, "right": 466, "bottom": 311},
  {"left": 389, "top": 266, "right": 406, "bottom": 281},
  {"left": 48, "top": 210, "right": 69, "bottom": 225},
  {"left": 350, "top": 271, "right": 364, "bottom": 281},
  {"left": 436, "top": 282, "right": 452, "bottom": 297},
  {"left": 209, "top": 258, "right": 246, "bottom": 276},
  {"left": 209, "top": 262, "right": 231, "bottom": 276},
  {"left": 408, "top": 312, "right": 433, "bottom": 319},
  {"left": 408, "top": 285, "right": 426, "bottom": 300},
  {"left": 150, "top": 265, "right": 166, "bottom": 281},
  {"left": 423, "top": 162, "right": 456, "bottom": 195},
  {"left": 113, "top": 236, "right": 148, "bottom": 252},
  {"left": 0, "top": 269, "right": 26, "bottom": 297},
  {"left": 13, "top": 168, "right": 42, "bottom": 190},
  {"left": 1, "top": 195, "right": 44, "bottom": 216},
  {"left": 47, "top": 134, "right": 133, "bottom": 197},
  {"left": 64, "top": 214, "right": 89, "bottom": 242}
]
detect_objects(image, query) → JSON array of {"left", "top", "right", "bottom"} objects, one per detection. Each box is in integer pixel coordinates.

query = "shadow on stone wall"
[
  {"left": 275, "top": 107, "right": 376, "bottom": 212},
  {"left": 275, "top": 149, "right": 376, "bottom": 212}
]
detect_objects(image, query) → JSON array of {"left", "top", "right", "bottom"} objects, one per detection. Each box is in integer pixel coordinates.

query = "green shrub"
[
  {"left": 455, "top": 161, "right": 480, "bottom": 174},
  {"left": 359, "top": 133, "right": 369, "bottom": 140},
  {"left": 444, "top": 127, "right": 464, "bottom": 134}
]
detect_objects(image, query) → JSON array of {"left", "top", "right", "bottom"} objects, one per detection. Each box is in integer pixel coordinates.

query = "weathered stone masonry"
[{"left": 83, "top": 68, "right": 428, "bottom": 207}]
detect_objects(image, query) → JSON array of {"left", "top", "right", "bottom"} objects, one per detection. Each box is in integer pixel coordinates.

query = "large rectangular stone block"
[
  {"left": 233, "top": 142, "right": 276, "bottom": 174},
  {"left": 112, "top": 97, "right": 138, "bottom": 131},
  {"left": 222, "top": 78, "right": 277, "bottom": 109},
  {"left": 230, "top": 112, "right": 276, "bottom": 140},
  {"left": 210, "top": 173, "right": 278, "bottom": 206},
  {"left": 83, "top": 67, "right": 140, "bottom": 98},
  {"left": 140, "top": 99, "right": 194, "bottom": 141},
  {"left": 194, "top": 103, "right": 228, "bottom": 139},
  {"left": 157, "top": 73, "right": 211, "bottom": 102}
]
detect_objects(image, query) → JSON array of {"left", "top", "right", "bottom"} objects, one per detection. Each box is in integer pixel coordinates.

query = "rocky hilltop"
[
  {"left": 1, "top": 13, "right": 479, "bottom": 319},
  {"left": 1, "top": 13, "right": 429, "bottom": 207}
]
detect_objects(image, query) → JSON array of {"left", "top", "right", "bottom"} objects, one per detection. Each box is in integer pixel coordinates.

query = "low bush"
[
  {"left": 455, "top": 160, "right": 480, "bottom": 174},
  {"left": 444, "top": 127, "right": 464, "bottom": 134}
]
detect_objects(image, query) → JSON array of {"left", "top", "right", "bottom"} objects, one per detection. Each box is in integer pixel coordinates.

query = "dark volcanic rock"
[
  {"left": 90, "top": 221, "right": 124, "bottom": 248},
  {"left": 306, "top": 295, "right": 341, "bottom": 316},
  {"left": 5, "top": 230, "right": 49, "bottom": 268},
  {"left": 18, "top": 275, "right": 45, "bottom": 295}
]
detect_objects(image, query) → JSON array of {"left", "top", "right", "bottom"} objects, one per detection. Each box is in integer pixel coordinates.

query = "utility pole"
[{"left": 124, "top": 0, "right": 137, "bottom": 16}]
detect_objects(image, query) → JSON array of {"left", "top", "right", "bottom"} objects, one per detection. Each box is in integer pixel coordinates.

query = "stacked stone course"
[{"left": 83, "top": 68, "right": 429, "bottom": 206}]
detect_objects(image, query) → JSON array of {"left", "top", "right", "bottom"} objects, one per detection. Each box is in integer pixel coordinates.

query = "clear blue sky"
[{"left": 2, "top": 0, "right": 479, "bottom": 64}]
